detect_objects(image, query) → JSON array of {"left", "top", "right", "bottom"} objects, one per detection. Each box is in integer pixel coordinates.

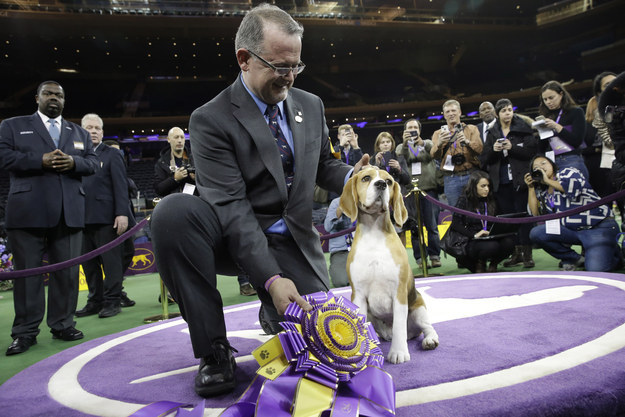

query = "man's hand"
[
  {"left": 42, "top": 149, "right": 75, "bottom": 172},
  {"left": 173, "top": 167, "right": 188, "bottom": 181},
  {"left": 353, "top": 154, "right": 370, "bottom": 175},
  {"left": 113, "top": 215, "right": 129, "bottom": 236},
  {"left": 267, "top": 277, "right": 312, "bottom": 316}
]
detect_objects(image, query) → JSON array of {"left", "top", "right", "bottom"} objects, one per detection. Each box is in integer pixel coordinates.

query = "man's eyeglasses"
[{"left": 247, "top": 50, "right": 305, "bottom": 77}]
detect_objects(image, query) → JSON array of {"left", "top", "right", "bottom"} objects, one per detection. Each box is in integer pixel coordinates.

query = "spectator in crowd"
[
  {"left": 481, "top": 99, "right": 538, "bottom": 268},
  {"left": 598, "top": 70, "right": 625, "bottom": 198},
  {"left": 0, "top": 81, "right": 98, "bottom": 355},
  {"left": 374, "top": 131, "right": 411, "bottom": 242},
  {"left": 154, "top": 126, "right": 196, "bottom": 197},
  {"left": 476, "top": 101, "right": 497, "bottom": 144},
  {"left": 323, "top": 197, "right": 352, "bottom": 288},
  {"left": 336, "top": 124, "right": 363, "bottom": 167},
  {"left": 449, "top": 171, "right": 515, "bottom": 273},
  {"left": 76, "top": 113, "right": 135, "bottom": 319},
  {"left": 396, "top": 118, "right": 441, "bottom": 268},
  {"left": 583, "top": 72, "right": 621, "bottom": 206},
  {"left": 150, "top": 4, "right": 367, "bottom": 397},
  {"left": 537, "top": 80, "right": 589, "bottom": 179},
  {"left": 430, "top": 99, "right": 483, "bottom": 207},
  {"left": 526, "top": 155, "right": 621, "bottom": 272}
]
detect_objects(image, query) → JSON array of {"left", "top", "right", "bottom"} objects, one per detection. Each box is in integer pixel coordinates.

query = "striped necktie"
[{"left": 265, "top": 105, "right": 294, "bottom": 190}]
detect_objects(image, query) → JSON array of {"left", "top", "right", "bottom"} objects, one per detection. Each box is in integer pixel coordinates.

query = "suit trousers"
[
  {"left": 7, "top": 222, "right": 82, "bottom": 338},
  {"left": 150, "top": 193, "right": 328, "bottom": 358},
  {"left": 82, "top": 223, "right": 124, "bottom": 305}
]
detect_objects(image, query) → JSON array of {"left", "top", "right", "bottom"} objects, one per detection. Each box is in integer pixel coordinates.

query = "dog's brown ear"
[
  {"left": 392, "top": 181, "right": 408, "bottom": 226},
  {"left": 339, "top": 175, "right": 358, "bottom": 221}
]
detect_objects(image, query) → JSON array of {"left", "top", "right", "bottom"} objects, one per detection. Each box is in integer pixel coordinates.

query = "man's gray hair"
[
  {"left": 234, "top": 3, "right": 303, "bottom": 54},
  {"left": 442, "top": 99, "right": 461, "bottom": 112},
  {"left": 81, "top": 113, "right": 103, "bottom": 127}
]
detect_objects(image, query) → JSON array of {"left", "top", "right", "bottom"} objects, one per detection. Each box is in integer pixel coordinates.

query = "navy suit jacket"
[
  {"left": 83, "top": 144, "right": 134, "bottom": 226},
  {"left": 0, "top": 113, "right": 98, "bottom": 228},
  {"left": 189, "top": 75, "right": 352, "bottom": 286}
]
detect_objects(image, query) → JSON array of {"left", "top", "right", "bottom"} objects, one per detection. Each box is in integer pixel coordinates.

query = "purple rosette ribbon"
[{"left": 220, "top": 291, "right": 395, "bottom": 417}]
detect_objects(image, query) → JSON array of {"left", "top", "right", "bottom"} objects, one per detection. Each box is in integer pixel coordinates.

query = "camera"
[
  {"left": 409, "top": 130, "right": 419, "bottom": 138},
  {"left": 451, "top": 154, "right": 466, "bottom": 166},
  {"left": 531, "top": 169, "right": 543, "bottom": 182},
  {"left": 182, "top": 164, "right": 195, "bottom": 174}
]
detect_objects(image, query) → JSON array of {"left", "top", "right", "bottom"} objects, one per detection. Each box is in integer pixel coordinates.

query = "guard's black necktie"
[{"left": 265, "top": 104, "right": 294, "bottom": 190}]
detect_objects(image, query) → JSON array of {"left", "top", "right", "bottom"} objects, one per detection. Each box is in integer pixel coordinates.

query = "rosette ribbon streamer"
[{"left": 220, "top": 291, "right": 396, "bottom": 417}]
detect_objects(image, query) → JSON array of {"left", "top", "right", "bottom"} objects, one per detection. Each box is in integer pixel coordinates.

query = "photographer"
[
  {"left": 373, "top": 131, "right": 411, "bottom": 242},
  {"left": 154, "top": 126, "right": 197, "bottom": 197},
  {"left": 525, "top": 155, "right": 621, "bottom": 272},
  {"left": 481, "top": 99, "right": 538, "bottom": 268},
  {"left": 396, "top": 118, "right": 442, "bottom": 268},
  {"left": 431, "top": 99, "right": 482, "bottom": 206}
]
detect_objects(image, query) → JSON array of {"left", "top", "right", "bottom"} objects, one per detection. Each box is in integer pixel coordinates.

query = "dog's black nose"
[{"left": 374, "top": 180, "right": 387, "bottom": 190}]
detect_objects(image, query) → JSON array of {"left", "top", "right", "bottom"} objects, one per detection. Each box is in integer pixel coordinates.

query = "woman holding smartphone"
[
  {"left": 481, "top": 98, "right": 538, "bottom": 267},
  {"left": 537, "top": 80, "right": 589, "bottom": 179}
]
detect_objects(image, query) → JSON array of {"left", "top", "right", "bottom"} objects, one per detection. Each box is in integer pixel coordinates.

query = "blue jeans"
[
  {"left": 411, "top": 190, "right": 441, "bottom": 261},
  {"left": 529, "top": 218, "right": 620, "bottom": 271},
  {"left": 555, "top": 153, "right": 590, "bottom": 181},
  {"left": 444, "top": 172, "right": 472, "bottom": 208}
]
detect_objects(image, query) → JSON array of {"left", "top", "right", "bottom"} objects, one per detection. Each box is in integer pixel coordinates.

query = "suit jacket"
[
  {"left": 84, "top": 144, "right": 135, "bottom": 226},
  {"left": 189, "top": 75, "right": 352, "bottom": 287},
  {"left": 0, "top": 113, "right": 98, "bottom": 228}
]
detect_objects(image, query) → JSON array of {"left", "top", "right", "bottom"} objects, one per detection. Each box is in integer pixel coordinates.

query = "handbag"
[{"left": 441, "top": 227, "right": 469, "bottom": 258}]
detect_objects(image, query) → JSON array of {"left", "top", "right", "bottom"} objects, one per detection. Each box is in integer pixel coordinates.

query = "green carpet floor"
[{"left": 1, "top": 247, "right": 622, "bottom": 386}]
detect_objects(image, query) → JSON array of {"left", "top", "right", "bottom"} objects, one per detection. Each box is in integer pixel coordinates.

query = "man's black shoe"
[
  {"left": 51, "top": 327, "right": 84, "bottom": 341},
  {"left": 6, "top": 336, "right": 37, "bottom": 356},
  {"left": 75, "top": 302, "right": 102, "bottom": 317},
  {"left": 258, "top": 305, "right": 281, "bottom": 335},
  {"left": 99, "top": 302, "right": 122, "bottom": 318},
  {"left": 194, "top": 342, "right": 237, "bottom": 397},
  {"left": 120, "top": 291, "right": 136, "bottom": 308}
]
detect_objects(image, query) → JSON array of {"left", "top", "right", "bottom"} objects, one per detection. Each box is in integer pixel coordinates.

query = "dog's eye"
[
  {"left": 361, "top": 175, "right": 371, "bottom": 182},
  {"left": 386, "top": 179, "right": 393, "bottom": 186}
]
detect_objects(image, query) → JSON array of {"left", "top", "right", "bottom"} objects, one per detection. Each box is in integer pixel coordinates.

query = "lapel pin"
[{"left": 295, "top": 115, "right": 303, "bottom": 123}]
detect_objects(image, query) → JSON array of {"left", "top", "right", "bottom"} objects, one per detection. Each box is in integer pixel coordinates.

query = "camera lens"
[{"left": 531, "top": 169, "right": 543, "bottom": 181}]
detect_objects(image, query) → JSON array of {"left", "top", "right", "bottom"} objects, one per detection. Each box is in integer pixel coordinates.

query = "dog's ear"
[
  {"left": 339, "top": 175, "right": 358, "bottom": 221},
  {"left": 391, "top": 181, "right": 408, "bottom": 227}
]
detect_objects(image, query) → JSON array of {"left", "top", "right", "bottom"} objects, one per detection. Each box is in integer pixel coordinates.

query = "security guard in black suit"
[
  {"left": 77, "top": 113, "right": 135, "bottom": 319},
  {"left": 0, "top": 81, "right": 98, "bottom": 355}
]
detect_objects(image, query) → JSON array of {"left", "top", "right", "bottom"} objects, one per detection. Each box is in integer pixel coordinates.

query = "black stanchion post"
[
  {"left": 413, "top": 181, "right": 429, "bottom": 277},
  {"left": 144, "top": 197, "right": 181, "bottom": 323}
]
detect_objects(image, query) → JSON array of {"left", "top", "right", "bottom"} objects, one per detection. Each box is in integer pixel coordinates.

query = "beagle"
[{"left": 339, "top": 166, "right": 439, "bottom": 364}]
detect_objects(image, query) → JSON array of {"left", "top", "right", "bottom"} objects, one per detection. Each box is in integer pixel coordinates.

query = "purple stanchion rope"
[
  {"left": 422, "top": 188, "right": 625, "bottom": 224},
  {"left": 0, "top": 218, "right": 149, "bottom": 281},
  {"left": 4, "top": 188, "right": 624, "bottom": 281}
]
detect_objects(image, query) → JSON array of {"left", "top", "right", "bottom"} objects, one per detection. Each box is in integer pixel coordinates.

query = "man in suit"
[
  {"left": 0, "top": 81, "right": 98, "bottom": 355},
  {"left": 76, "top": 113, "right": 134, "bottom": 319},
  {"left": 476, "top": 101, "right": 497, "bottom": 143},
  {"left": 151, "top": 4, "right": 368, "bottom": 397}
]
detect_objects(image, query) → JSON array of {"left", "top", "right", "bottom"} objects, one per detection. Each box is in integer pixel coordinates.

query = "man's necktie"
[
  {"left": 49, "top": 119, "right": 60, "bottom": 148},
  {"left": 265, "top": 105, "right": 294, "bottom": 190}
]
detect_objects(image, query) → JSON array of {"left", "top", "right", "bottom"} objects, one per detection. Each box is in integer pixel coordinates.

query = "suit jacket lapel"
[
  {"left": 284, "top": 97, "right": 304, "bottom": 195},
  {"left": 30, "top": 113, "right": 57, "bottom": 150},
  {"left": 231, "top": 77, "right": 288, "bottom": 201}
]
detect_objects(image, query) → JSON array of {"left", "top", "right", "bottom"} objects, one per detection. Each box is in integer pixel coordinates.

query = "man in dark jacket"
[
  {"left": 154, "top": 126, "right": 196, "bottom": 197},
  {"left": 77, "top": 113, "right": 135, "bottom": 319},
  {"left": 0, "top": 81, "right": 98, "bottom": 355}
]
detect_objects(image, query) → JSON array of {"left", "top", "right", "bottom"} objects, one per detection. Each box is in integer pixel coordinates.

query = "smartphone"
[
  {"left": 409, "top": 130, "right": 419, "bottom": 138},
  {"left": 496, "top": 138, "right": 506, "bottom": 143},
  {"left": 440, "top": 125, "right": 449, "bottom": 133}
]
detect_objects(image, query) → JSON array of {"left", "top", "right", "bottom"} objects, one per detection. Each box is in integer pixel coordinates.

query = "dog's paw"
[
  {"left": 387, "top": 347, "right": 411, "bottom": 364},
  {"left": 422, "top": 333, "right": 439, "bottom": 350}
]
